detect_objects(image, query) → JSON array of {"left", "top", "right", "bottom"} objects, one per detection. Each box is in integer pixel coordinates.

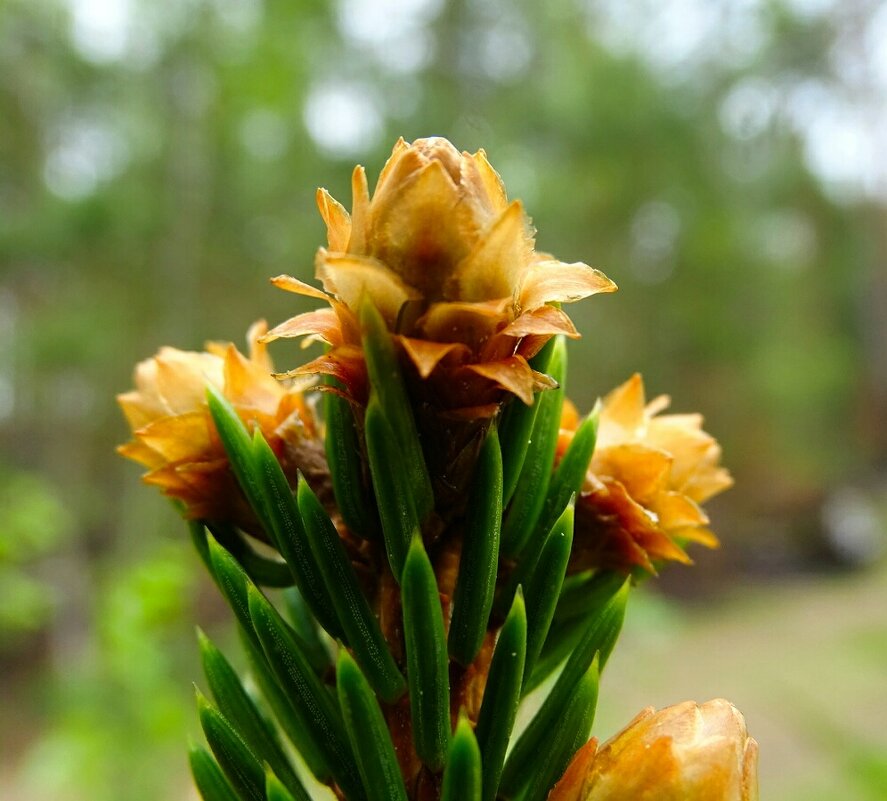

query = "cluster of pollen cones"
[{"left": 118, "top": 137, "right": 754, "bottom": 801}]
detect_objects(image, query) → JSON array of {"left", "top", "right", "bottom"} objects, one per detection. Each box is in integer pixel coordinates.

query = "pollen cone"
[
  {"left": 117, "top": 321, "right": 323, "bottom": 535},
  {"left": 549, "top": 699, "right": 759, "bottom": 801},
  {"left": 263, "top": 136, "right": 616, "bottom": 419},
  {"left": 563, "top": 374, "right": 733, "bottom": 574}
]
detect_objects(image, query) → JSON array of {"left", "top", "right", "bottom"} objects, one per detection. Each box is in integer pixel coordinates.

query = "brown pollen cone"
[
  {"left": 549, "top": 699, "right": 759, "bottom": 801},
  {"left": 564, "top": 374, "right": 733, "bottom": 575},
  {"left": 262, "top": 136, "right": 615, "bottom": 423},
  {"left": 117, "top": 321, "right": 324, "bottom": 537}
]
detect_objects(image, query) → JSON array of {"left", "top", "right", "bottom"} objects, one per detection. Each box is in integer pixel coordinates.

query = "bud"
[
  {"left": 263, "top": 137, "right": 616, "bottom": 417},
  {"left": 550, "top": 699, "right": 759, "bottom": 801},
  {"left": 564, "top": 374, "right": 733, "bottom": 574},
  {"left": 117, "top": 321, "right": 321, "bottom": 533}
]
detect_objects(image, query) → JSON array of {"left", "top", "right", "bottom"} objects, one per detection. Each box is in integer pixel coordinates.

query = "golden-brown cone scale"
[{"left": 549, "top": 699, "right": 759, "bottom": 801}]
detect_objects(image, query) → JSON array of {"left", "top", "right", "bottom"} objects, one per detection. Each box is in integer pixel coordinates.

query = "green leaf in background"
[
  {"left": 196, "top": 689, "right": 265, "bottom": 801},
  {"left": 448, "top": 427, "right": 503, "bottom": 666},
  {"left": 198, "top": 629, "right": 309, "bottom": 801},
  {"left": 296, "top": 475, "right": 405, "bottom": 703},
  {"left": 475, "top": 587, "right": 527, "bottom": 801},
  {"left": 360, "top": 298, "right": 434, "bottom": 519},
  {"left": 188, "top": 742, "right": 240, "bottom": 801},
  {"left": 336, "top": 648, "right": 409, "bottom": 801},
  {"left": 441, "top": 714, "right": 482, "bottom": 801},
  {"left": 401, "top": 535, "right": 451, "bottom": 771}
]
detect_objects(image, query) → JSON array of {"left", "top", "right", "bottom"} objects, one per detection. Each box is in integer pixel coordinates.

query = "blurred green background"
[{"left": 2, "top": 0, "right": 886, "bottom": 798}]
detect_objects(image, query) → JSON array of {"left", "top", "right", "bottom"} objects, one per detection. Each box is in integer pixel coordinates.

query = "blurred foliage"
[
  {"left": 0, "top": 468, "right": 69, "bottom": 642},
  {"left": 1, "top": 0, "right": 885, "bottom": 798},
  {"left": 17, "top": 537, "right": 199, "bottom": 801}
]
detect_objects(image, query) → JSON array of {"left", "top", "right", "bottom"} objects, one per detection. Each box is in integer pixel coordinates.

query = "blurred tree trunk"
[{"left": 862, "top": 204, "right": 887, "bottom": 467}]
